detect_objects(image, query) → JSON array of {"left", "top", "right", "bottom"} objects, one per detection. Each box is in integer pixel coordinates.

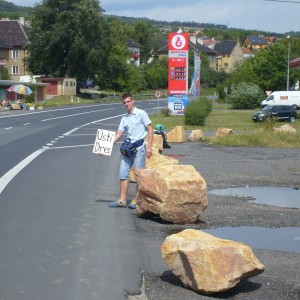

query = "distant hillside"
[
  {"left": 0, "top": 0, "right": 30, "bottom": 13},
  {"left": 104, "top": 14, "right": 228, "bottom": 30}
]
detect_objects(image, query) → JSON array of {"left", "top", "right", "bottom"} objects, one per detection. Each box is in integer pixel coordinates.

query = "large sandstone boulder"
[
  {"left": 129, "top": 148, "right": 178, "bottom": 182},
  {"left": 273, "top": 124, "right": 297, "bottom": 134},
  {"left": 162, "top": 229, "right": 265, "bottom": 294},
  {"left": 215, "top": 127, "right": 233, "bottom": 137},
  {"left": 188, "top": 129, "right": 204, "bottom": 142},
  {"left": 166, "top": 126, "right": 186, "bottom": 143},
  {"left": 134, "top": 165, "right": 207, "bottom": 224}
]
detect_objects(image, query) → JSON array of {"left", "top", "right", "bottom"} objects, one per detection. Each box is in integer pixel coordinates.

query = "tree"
[
  {"left": 229, "top": 42, "right": 288, "bottom": 92},
  {"left": 131, "top": 21, "right": 156, "bottom": 64},
  {"left": 229, "top": 82, "right": 265, "bottom": 109},
  {"left": 142, "top": 57, "right": 168, "bottom": 90},
  {"left": 0, "top": 67, "right": 10, "bottom": 80},
  {"left": 25, "top": 0, "right": 110, "bottom": 83}
]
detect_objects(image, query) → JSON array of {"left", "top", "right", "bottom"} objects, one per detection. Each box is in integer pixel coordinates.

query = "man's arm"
[
  {"left": 146, "top": 124, "right": 153, "bottom": 158},
  {"left": 114, "top": 129, "right": 124, "bottom": 144}
]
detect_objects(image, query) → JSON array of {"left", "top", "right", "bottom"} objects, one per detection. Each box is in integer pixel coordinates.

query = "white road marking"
[
  {"left": 23, "top": 123, "right": 31, "bottom": 126},
  {"left": 0, "top": 113, "right": 124, "bottom": 195},
  {"left": 4, "top": 127, "right": 13, "bottom": 130},
  {"left": 0, "top": 103, "right": 120, "bottom": 119},
  {"left": 49, "top": 144, "right": 94, "bottom": 150},
  {"left": 41, "top": 108, "right": 114, "bottom": 122},
  {"left": 0, "top": 148, "right": 47, "bottom": 195}
]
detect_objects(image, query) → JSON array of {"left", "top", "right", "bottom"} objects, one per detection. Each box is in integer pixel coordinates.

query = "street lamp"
[{"left": 287, "top": 35, "right": 290, "bottom": 91}]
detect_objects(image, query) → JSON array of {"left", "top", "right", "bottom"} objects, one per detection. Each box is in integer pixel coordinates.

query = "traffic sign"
[{"left": 155, "top": 90, "right": 162, "bottom": 98}]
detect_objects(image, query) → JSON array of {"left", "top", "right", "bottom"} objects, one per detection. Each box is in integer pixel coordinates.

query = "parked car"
[{"left": 252, "top": 105, "right": 297, "bottom": 123}]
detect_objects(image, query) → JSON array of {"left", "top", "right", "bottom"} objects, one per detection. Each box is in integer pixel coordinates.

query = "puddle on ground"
[
  {"left": 203, "top": 227, "right": 300, "bottom": 253},
  {"left": 208, "top": 186, "right": 300, "bottom": 209}
]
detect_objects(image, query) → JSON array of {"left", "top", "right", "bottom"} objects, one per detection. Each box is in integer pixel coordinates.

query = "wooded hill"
[{"left": 0, "top": 0, "right": 299, "bottom": 37}]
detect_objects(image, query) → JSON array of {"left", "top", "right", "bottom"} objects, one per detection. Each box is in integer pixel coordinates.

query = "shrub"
[
  {"left": 184, "top": 97, "right": 212, "bottom": 126},
  {"left": 229, "top": 82, "right": 265, "bottom": 109}
]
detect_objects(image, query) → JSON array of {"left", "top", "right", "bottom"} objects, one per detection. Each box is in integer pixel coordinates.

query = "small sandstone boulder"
[
  {"left": 162, "top": 229, "right": 265, "bottom": 294},
  {"left": 135, "top": 165, "right": 207, "bottom": 224},
  {"left": 166, "top": 126, "right": 186, "bottom": 143},
  {"left": 273, "top": 124, "right": 297, "bottom": 134},
  {"left": 188, "top": 129, "right": 204, "bottom": 142},
  {"left": 215, "top": 127, "right": 233, "bottom": 137},
  {"left": 152, "top": 134, "right": 164, "bottom": 151}
]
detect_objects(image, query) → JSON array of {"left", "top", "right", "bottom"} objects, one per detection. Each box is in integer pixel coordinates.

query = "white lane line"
[
  {"left": 0, "top": 148, "right": 47, "bottom": 195},
  {"left": 41, "top": 108, "right": 114, "bottom": 122},
  {"left": 49, "top": 144, "right": 94, "bottom": 150},
  {"left": 0, "top": 103, "right": 121, "bottom": 119},
  {"left": 0, "top": 113, "right": 124, "bottom": 195},
  {"left": 63, "top": 128, "right": 80, "bottom": 136},
  {"left": 23, "top": 123, "right": 31, "bottom": 126},
  {"left": 4, "top": 127, "right": 13, "bottom": 130}
]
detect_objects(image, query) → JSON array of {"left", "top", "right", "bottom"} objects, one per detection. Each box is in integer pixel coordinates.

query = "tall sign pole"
[{"left": 168, "top": 32, "right": 189, "bottom": 115}]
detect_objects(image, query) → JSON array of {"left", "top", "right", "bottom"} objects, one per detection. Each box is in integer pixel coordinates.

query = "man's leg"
[
  {"left": 109, "top": 156, "right": 132, "bottom": 207},
  {"left": 127, "top": 146, "right": 146, "bottom": 209},
  {"left": 120, "top": 179, "right": 129, "bottom": 201}
]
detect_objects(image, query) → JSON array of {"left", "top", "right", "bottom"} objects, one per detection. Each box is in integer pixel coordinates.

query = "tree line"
[{"left": 1, "top": 0, "right": 300, "bottom": 100}]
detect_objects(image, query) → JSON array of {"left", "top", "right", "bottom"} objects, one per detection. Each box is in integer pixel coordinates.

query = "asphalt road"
[
  {"left": 0, "top": 100, "right": 162, "bottom": 300},
  {"left": 1, "top": 102, "right": 300, "bottom": 300}
]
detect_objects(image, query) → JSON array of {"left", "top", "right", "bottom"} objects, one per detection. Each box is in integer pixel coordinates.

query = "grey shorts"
[{"left": 119, "top": 145, "right": 146, "bottom": 180}]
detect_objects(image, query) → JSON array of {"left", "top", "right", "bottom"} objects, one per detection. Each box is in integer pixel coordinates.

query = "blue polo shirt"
[{"left": 119, "top": 107, "right": 152, "bottom": 143}]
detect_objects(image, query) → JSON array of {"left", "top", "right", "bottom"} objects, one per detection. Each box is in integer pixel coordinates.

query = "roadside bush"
[
  {"left": 184, "top": 97, "right": 212, "bottom": 126},
  {"left": 229, "top": 82, "right": 265, "bottom": 109}
]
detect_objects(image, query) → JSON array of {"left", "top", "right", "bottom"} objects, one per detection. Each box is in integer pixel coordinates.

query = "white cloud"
[{"left": 9, "top": 0, "right": 300, "bottom": 33}]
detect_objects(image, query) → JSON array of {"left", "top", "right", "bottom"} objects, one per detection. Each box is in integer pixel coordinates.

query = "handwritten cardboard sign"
[{"left": 93, "top": 129, "right": 116, "bottom": 156}]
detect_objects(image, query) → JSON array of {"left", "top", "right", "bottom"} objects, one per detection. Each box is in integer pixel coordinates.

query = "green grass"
[
  {"left": 151, "top": 106, "right": 300, "bottom": 148},
  {"left": 35, "top": 94, "right": 300, "bottom": 148}
]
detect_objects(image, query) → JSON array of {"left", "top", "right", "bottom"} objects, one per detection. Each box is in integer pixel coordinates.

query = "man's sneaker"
[
  {"left": 109, "top": 199, "right": 127, "bottom": 208},
  {"left": 127, "top": 199, "right": 136, "bottom": 209}
]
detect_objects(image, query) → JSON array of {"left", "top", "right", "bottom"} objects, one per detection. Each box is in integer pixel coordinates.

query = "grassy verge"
[
  {"left": 151, "top": 107, "right": 300, "bottom": 148},
  {"left": 34, "top": 94, "right": 300, "bottom": 148}
]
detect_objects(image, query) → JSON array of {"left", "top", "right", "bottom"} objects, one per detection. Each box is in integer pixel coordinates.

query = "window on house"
[
  {"left": 65, "top": 81, "right": 69, "bottom": 87},
  {"left": 12, "top": 50, "right": 19, "bottom": 59},
  {"left": 12, "top": 66, "right": 19, "bottom": 74},
  {"left": 224, "top": 63, "right": 228, "bottom": 69}
]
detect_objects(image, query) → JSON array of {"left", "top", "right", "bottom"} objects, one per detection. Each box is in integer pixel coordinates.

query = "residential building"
[
  {"left": 127, "top": 38, "right": 141, "bottom": 67},
  {"left": 290, "top": 58, "right": 300, "bottom": 70},
  {"left": 190, "top": 41, "right": 218, "bottom": 70},
  {"left": 35, "top": 77, "right": 77, "bottom": 97},
  {"left": 214, "top": 40, "right": 243, "bottom": 73},
  {"left": 0, "top": 18, "right": 30, "bottom": 81},
  {"left": 152, "top": 37, "right": 218, "bottom": 70},
  {"left": 242, "top": 47, "right": 253, "bottom": 58},
  {"left": 243, "top": 36, "right": 268, "bottom": 50}
]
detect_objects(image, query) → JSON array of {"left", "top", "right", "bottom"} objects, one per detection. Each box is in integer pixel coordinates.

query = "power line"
[{"left": 264, "top": 0, "right": 300, "bottom": 3}]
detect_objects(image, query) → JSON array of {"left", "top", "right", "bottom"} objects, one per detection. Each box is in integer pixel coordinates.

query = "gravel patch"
[{"left": 131, "top": 141, "right": 300, "bottom": 300}]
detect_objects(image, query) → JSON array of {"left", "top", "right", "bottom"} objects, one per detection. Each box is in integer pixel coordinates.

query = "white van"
[{"left": 261, "top": 91, "right": 300, "bottom": 110}]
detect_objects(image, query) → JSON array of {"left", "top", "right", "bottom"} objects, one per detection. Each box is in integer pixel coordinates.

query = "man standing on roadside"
[{"left": 109, "top": 93, "right": 153, "bottom": 209}]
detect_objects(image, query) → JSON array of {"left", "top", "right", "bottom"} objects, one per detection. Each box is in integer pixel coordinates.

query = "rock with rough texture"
[
  {"left": 273, "top": 124, "right": 297, "bottom": 134},
  {"left": 129, "top": 148, "right": 178, "bottom": 182},
  {"left": 215, "top": 127, "right": 233, "bottom": 137},
  {"left": 152, "top": 134, "right": 164, "bottom": 151},
  {"left": 188, "top": 129, "right": 204, "bottom": 142},
  {"left": 135, "top": 165, "right": 207, "bottom": 224},
  {"left": 166, "top": 126, "right": 186, "bottom": 143},
  {"left": 161, "top": 229, "right": 265, "bottom": 294}
]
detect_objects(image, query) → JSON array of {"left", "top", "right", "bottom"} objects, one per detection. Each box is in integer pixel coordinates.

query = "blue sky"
[{"left": 9, "top": 0, "right": 300, "bottom": 34}]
